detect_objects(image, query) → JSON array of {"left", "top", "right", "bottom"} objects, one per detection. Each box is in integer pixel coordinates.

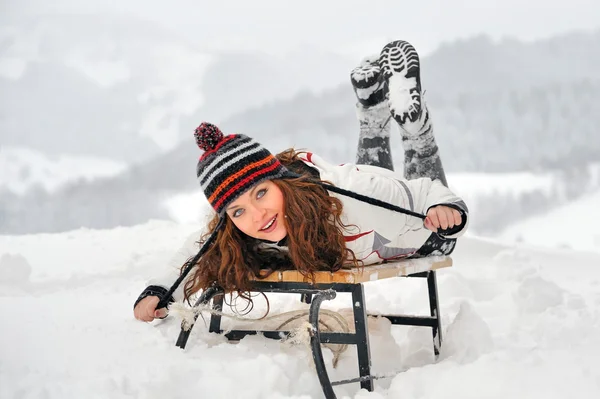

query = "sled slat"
[{"left": 253, "top": 256, "right": 452, "bottom": 284}]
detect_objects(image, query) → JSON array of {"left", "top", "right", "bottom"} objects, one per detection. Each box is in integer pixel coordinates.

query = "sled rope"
[
  {"left": 170, "top": 302, "right": 351, "bottom": 368},
  {"left": 156, "top": 217, "right": 225, "bottom": 309},
  {"left": 319, "top": 183, "right": 425, "bottom": 220}
]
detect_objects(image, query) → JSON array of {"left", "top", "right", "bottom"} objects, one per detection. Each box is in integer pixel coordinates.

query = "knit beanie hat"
[{"left": 194, "top": 122, "right": 293, "bottom": 215}]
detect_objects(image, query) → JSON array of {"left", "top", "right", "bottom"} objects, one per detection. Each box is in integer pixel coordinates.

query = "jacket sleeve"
[
  {"left": 403, "top": 176, "right": 470, "bottom": 239},
  {"left": 320, "top": 161, "right": 469, "bottom": 239}
]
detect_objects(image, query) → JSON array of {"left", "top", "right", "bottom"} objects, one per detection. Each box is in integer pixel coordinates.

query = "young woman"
[{"left": 133, "top": 40, "right": 469, "bottom": 322}]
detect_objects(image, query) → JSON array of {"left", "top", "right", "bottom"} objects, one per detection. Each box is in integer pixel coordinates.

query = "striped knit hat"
[{"left": 194, "top": 122, "right": 293, "bottom": 215}]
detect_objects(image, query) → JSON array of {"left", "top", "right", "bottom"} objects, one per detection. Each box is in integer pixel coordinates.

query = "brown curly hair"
[{"left": 182, "top": 149, "right": 361, "bottom": 301}]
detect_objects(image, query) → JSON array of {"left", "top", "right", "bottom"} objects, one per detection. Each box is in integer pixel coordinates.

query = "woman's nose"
[{"left": 251, "top": 205, "right": 266, "bottom": 222}]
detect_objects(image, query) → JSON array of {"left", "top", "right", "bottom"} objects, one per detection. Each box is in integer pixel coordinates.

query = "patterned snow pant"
[{"left": 354, "top": 98, "right": 457, "bottom": 257}]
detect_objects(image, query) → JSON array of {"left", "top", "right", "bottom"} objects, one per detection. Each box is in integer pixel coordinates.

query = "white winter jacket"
[
  {"left": 146, "top": 152, "right": 469, "bottom": 301},
  {"left": 297, "top": 152, "right": 469, "bottom": 263}
]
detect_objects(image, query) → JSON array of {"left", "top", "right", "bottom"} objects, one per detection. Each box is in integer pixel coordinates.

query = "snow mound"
[{"left": 1, "top": 221, "right": 599, "bottom": 398}]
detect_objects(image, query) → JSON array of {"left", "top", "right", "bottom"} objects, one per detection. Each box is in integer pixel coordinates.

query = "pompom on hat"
[{"left": 194, "top": 122, "right": 294, "bottom": 215}]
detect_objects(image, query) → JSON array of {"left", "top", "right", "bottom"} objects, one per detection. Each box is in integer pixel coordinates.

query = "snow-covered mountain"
[
  {"left": 0, "top": 146, "right": 127, "bottom": 195},
  {"left": 219, "top": 64, "right": 600, "bottom": 173},
  {"left": 3, "top": 10, "right": 598, "bottom": 166},
  {"left": 0, "top": 13, "right": 356, "bottom": 162},
  {"left": 423, "top": 31, "right": 600, "bottom": 96},
  {"left": 0, "top": 13, "right": 214, "bottom": 161},
  {"left": 2, "top": 144, "right": 598, "bottom": 236},
  {"left": 1, "top": 202, "right": 599, "bottom": 398},
  {"left": 2, "top": 19, "right": 599, "bottom": 235}
]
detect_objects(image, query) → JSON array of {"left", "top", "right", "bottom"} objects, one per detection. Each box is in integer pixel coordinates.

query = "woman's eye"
[
  {"left": 256, "top": 188, "right": 267, "bottom": 199},
  {"left": 233, "top": 209, "right": 244, "bottom": 218}
]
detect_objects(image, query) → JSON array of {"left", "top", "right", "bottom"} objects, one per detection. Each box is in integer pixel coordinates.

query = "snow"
[
  {"left": 163, "top": 190, "right": 213, "bottom": 225},
  {"left": 447, "top": 171, "right": 555, "bottom": 198},
  {"left": 499, "top": 190, "right": 600, "bottom": 253},
  {"left": 0, "top": 56, "right": 28, "bottom": 80},
  {"left": 64, "top": 57, "right": 131, "bottom": 88},
  {"left": 1, "top": 213, "right": 600, "bottom": 398},
  {"left": 0, "top": 17, "right": 214, "bottom": 152},
  {"left": 0, "top": 146, "right": 127, "bottom": 195},
  {"left": 387, "top": 75, "right": 420, "bottom": 120}
]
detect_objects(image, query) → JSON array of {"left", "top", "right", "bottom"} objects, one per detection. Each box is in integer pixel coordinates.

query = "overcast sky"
[{"left": 3, "top": 0, "right": 600, "bottom": 57}]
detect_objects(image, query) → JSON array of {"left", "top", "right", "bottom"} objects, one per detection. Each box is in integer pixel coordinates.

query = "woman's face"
[{"left": 225, "top": 180, "right": 287, "bottom": 242}]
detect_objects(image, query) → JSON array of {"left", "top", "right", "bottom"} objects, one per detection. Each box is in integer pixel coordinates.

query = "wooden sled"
[{"left": 175, "top": 256, "right": 452, "bottom": 399}]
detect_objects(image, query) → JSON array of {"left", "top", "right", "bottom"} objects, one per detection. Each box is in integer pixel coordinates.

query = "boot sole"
[
  {"left": 379, "top": 40, "right": 422, "bottom": 124},
  {"left": 350, "top": 60, "right": 387, "bottom": 107}
]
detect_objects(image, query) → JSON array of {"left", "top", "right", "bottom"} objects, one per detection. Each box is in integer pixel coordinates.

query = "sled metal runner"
[{"left": 175, "top": 257, "right": 450, "bottom": 399}]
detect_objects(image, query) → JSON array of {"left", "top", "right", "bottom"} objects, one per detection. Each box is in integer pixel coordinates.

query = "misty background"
[{"left": 1, "top": 0, "right": 599, "bottom": 241}]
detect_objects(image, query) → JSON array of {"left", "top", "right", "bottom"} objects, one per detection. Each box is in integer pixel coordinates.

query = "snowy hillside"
[
  {"left": 0, "top": 147, "right": 127, "bottom": 194},
  {"left": 2, "top": 10, "right": 598, "bottom": 165},
  {"left": 499, "top": 190, "right": 600, "bottom": 252},
  {"left": 0, "top": 13, "right": 214, "bottom": 161},
  {"left": 448, "top": 170, "right": 554, "bottom": 199},
  {"left": 423, "top": 31, "right": 600, "bottom": 95},
  {"left": 0, "top": 12, "right": 357, "bottom": 162},
  {"left": 1, "top": 219, "right": 599, "bottom": 398}
]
